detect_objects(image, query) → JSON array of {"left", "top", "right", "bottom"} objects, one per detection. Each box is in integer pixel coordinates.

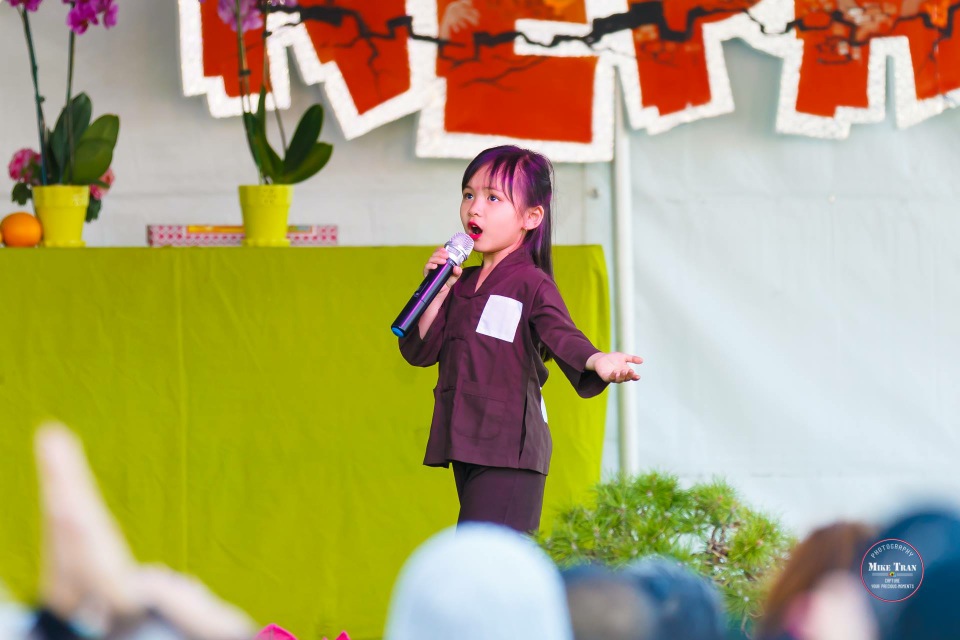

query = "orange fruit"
[{"left": 1, "top": 212, "right": 43, "bottom": 248}]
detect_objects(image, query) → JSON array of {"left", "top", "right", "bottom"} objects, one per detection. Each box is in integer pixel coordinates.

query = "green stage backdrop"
[{"left": 0, "top": 246, "right": 609, "bottom": 639}]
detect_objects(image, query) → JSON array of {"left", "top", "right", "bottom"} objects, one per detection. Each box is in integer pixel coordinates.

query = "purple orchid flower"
[
  {"left": 93, "top": 0, "right": 117, "bottom": 27},
  {"left": 66, "top": 1, "right": 98, "bottom": 34},
  {"left": 63, "top": 0, "right": 119, "bottom": 35},
  {"left": 199, "top": 0, "right": 294, "bottom": 34},
  {"left": 196, "top": 0, "right": 262, "bottom": 33},
  {"left": 220, "top": 0, "right": 263, "bottom": 33},
  {"left": 7, "top": 0, "right": 43, "bottom": 11}
]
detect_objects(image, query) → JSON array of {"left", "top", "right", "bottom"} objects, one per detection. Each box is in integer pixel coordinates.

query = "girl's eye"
[
  {"left": 488, "top": 195, "right": 499, "bottom": 202},
  {"left": 463, "top": 193, "right": 473, "bottom": 200}
]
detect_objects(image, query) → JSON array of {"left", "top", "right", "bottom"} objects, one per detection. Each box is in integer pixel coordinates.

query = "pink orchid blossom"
[
  {"left": 8, "top": 148, "right": 42, "bottom": 185},
  {"left": 89, "top": 167, "right": 114, "bottom": 200}
]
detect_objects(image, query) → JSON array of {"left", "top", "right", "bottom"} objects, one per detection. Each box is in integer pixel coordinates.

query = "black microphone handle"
[{"left": 391, "top": 259, "right": 456, "bottom": 338}]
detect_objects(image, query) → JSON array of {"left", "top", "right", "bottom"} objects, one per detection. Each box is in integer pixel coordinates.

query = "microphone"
[{"left": 392, "top": 233, "right": 474, "bottom": 338}]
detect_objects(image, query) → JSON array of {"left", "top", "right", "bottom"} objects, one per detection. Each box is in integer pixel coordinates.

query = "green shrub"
[{"left": 536, "top": 472, "right": 795, "bottom": 634}]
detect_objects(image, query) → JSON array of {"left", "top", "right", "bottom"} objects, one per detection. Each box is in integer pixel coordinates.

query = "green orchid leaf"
[
  {"left": 243, "top": 112, "right": 281, "bottom": 181},
  {"left": 70, "top": 139, "right": 113, "bottom": 185},
  {"left": 11, "top": 182, "right": 32, "bottom": 206},
  {"left": 86, "top": 196, "right": 103, "bottom": 222},
  {"left": 278, "top": 142, "right": 332, "bottom": 185},
  {"left": 80, "top": 115, "right": 120, "bottom": 148},
  {"left": 283, "top": 105, "right": 324, "bottom": 175},
  {"left": 242, "top": 112, "right": 258, "bottom": 154},
  {"left": 256, "top": 86, "right": 268, "bottom": 134},
  {"left": 43, "top": 129, "right": 60, "bottom": 184},
  {"left": 69, "top": 114, "right": 119, "bottom": 185},
  {"left": 50, "top": 93, "right": 93, "bottom": 178}
]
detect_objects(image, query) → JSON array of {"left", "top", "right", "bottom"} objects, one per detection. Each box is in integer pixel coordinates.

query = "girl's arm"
[
  {"left": 416, "top": 282, "right": 452, "bottom": 340},
  {"left": 531, "top": 278, "right": 641, "bottom": 396},
  {"left": 417, "top": 245, "right": 462, "bottom": 339},
  {"left": 398, "top": 247, "right": 462, "bottom": 367}
]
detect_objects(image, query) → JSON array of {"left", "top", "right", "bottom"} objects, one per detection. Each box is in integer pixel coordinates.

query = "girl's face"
[{"left": 460, "top": 164, "right": 541, "bottom": 260}]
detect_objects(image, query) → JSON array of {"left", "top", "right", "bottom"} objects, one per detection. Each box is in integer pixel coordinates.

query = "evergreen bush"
[{"left": 537, "top": 472, "right": 795, "bottom": 634}]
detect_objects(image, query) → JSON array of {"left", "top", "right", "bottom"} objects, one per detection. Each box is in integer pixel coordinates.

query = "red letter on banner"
[
  {"left": 627, "top": 0, "right": 763, "bottom": 115},
  {"left": 437, "top": 0, "right": 598, "bottom": 143},
  {"left": 199, "top": 1, "right": 411, "bottom": 114},
  {"left": 793, "top": 0, "right": 960, "bottom": 116},
  {"left": 298, "top": 0, "right": 411, "bottom": 115}
]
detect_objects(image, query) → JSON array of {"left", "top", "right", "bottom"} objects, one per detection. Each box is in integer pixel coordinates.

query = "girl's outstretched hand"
[
  {"left": 586, "top": 352, "right": 643, "bottom": 383},
  {"left": 424, "top": 246, "right": 463, "bottom": 288}
]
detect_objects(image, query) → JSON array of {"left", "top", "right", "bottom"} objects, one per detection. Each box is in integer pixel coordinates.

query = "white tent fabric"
[{"left": 619, "top": 44, "right": 960, "bottom": 532}]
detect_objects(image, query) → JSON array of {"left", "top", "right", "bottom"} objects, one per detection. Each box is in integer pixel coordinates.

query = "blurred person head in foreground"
[
  {"left": 384, "top": 522, "right": 572, "bottom": 640},
  {"left": 624, "top": 557, "right": 727, "bottom": 640},
  {"left": 561, "top": 563, "right": 655, "bottom": 640}
]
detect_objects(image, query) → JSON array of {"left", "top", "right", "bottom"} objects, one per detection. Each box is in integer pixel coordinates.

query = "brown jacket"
[{"left": 399, "top": 248, "right": 607, "bottom": 474}]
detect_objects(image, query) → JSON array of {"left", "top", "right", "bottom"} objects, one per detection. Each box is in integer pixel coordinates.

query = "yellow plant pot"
[
  {"left": 239, "top": 185, "right": 292, "bottom": 248},
  {"left": 34, "top": 185, "right": 89, "bottom": 248}
]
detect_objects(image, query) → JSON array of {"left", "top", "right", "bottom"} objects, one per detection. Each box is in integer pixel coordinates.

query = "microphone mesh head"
[{"left": 445, "top": 232, "right": 474, "bottom": 266}]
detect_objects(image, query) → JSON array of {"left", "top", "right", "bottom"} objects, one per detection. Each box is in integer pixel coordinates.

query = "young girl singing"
[{"left": 399, "top": 145, "right": 642, "bottom": 533}]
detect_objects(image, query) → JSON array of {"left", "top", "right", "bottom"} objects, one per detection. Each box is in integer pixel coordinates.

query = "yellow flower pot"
[
  {"left": 34, "top": 185, "right": 89, "bottom": 248},
  {"left": 239, "top": 185, "right": 292, "bottom": 248}
]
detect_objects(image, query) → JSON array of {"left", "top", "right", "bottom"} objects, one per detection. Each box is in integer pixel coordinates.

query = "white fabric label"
[{"left": 476, "top": 295, "right": 523, "bottom": 342}]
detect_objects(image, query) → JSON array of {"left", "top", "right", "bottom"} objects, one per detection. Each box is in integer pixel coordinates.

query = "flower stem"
[
  {"left": 65, "top": 27, "right": 76, "bottom": 183},
  {"left": 236, "top": 0, "right": 264, "bottom": 184},
  {"left": 260, "top": 5, "right": 287, "bottom": 155},
  {"left": 19, "top": 8, "right": 49, "bottom": 186}
]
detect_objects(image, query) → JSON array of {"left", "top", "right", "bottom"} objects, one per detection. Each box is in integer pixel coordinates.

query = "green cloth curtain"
[{"left": 0, "top": 246, "right": 609, "bottom": 639}]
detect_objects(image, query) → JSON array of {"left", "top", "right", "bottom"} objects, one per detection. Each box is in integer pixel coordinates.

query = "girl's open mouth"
[{"left": 468, "top": 223, "right": 482, "bottom": 240}]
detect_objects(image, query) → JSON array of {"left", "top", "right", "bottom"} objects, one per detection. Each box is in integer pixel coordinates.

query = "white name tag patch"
[{"left": 477, "top": 295, "right": 523, "bottom": 342}]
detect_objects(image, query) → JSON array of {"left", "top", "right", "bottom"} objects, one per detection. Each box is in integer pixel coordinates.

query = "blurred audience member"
[
  {"left": 872, "top": 508, "right": 960, "bottom": 640},
  {"left": 758, "top": 521, "right": 876, "bottom": 640},
  {"left": 562, "top": 564, "right": 655, "bottom": 640},
  {"left": 383, "top": 523, "right": 572, "bottom": 640},
  {"left": 5, "top": 424, "right": 257, "bottom": 640},
  {"left": 890, "top": 553, "right": 960, "bottom": 640},
  {"left": 625, "top": 558, "right": 727, "bottom": 640}
]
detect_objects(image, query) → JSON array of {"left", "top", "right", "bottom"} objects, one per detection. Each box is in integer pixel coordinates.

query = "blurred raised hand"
[{"left": 35, "top": 423, "right": 256, "bottom": 639}]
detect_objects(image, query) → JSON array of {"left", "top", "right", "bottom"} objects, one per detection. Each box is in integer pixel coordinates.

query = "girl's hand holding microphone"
[
  {"left": 394, "top": 244, "right": 466, "bottom": 339},
  {"left": 424, "top": 246, "right": 463, "bottom": 288},
  {"left": 586, "top": 351, "right": 643, "bottom": 383}
]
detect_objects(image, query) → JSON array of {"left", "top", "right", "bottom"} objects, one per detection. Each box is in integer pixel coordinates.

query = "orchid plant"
[
  {"left": 7, "top": 0, "right": 120, "bottom": 222},
  {"left": 202, "top": 0, "right": 333, "bottom": 185}
]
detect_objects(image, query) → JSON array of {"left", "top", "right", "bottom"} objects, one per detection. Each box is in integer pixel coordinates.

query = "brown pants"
[{"left": 451, "top": 461, "right": 547, "bottom": 533}]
